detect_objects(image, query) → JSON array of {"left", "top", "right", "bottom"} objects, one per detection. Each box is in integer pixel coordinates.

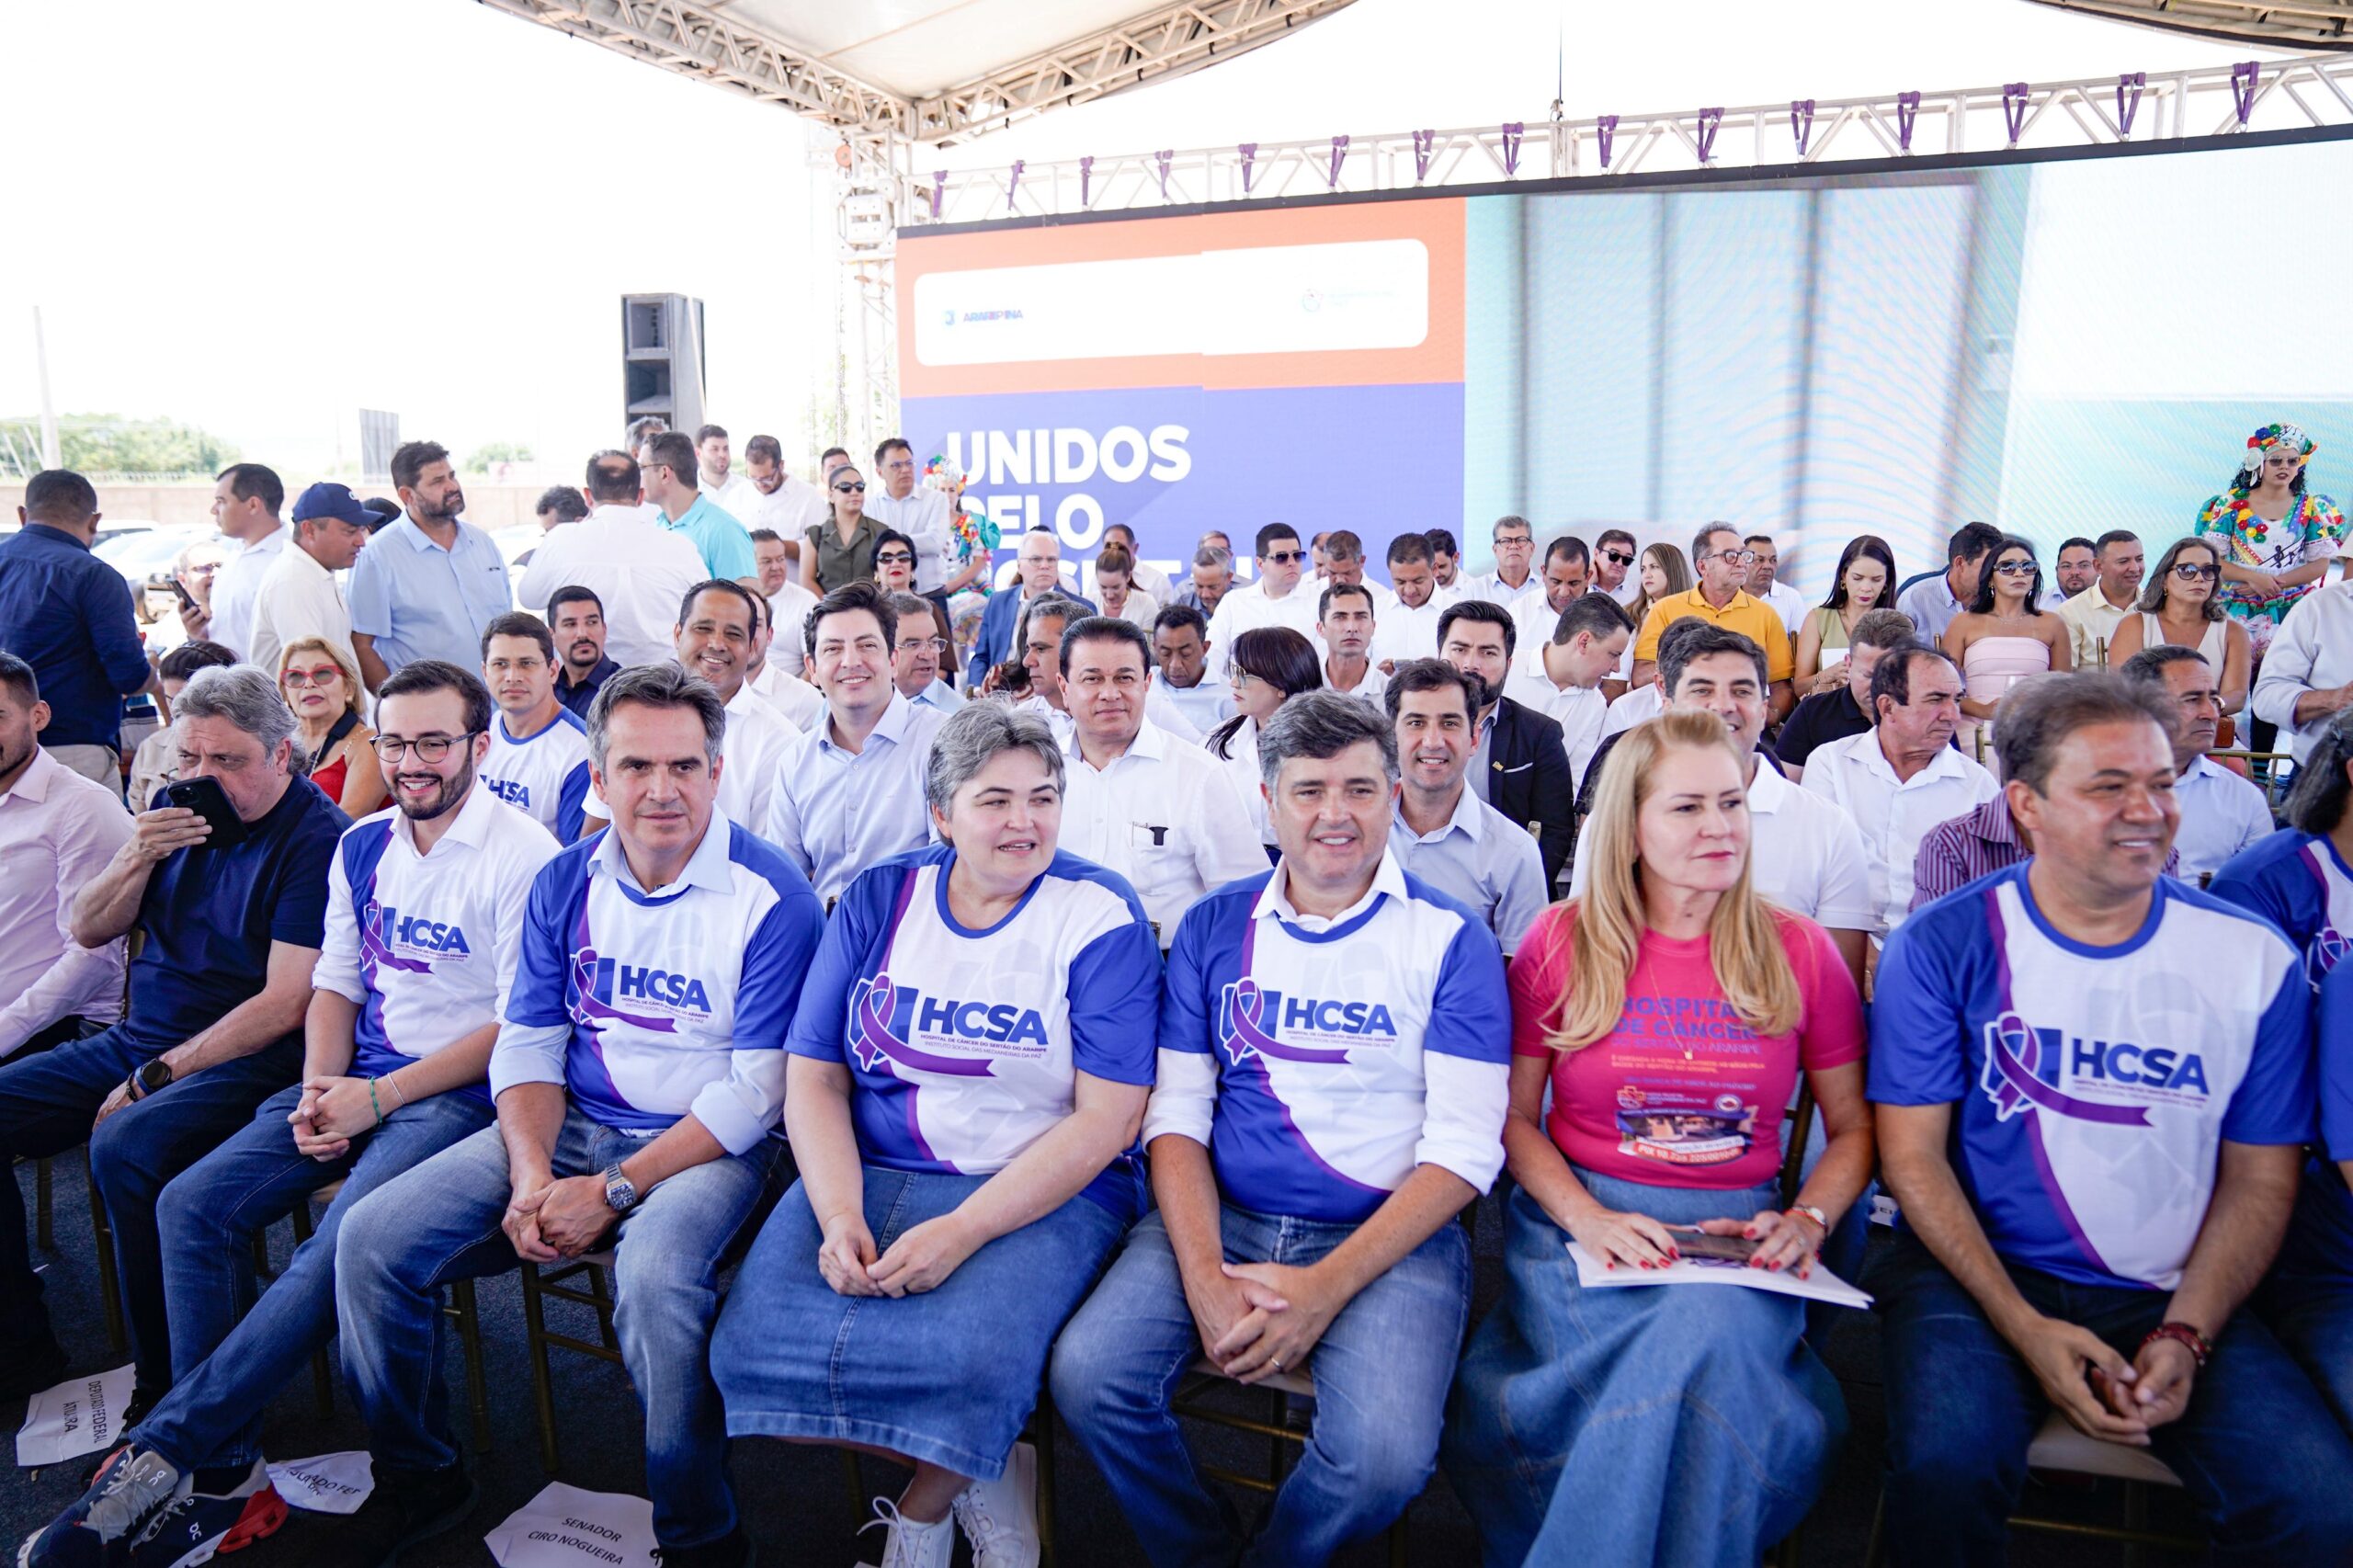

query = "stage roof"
[
  {"left": 474, "top": 0, "right": 1358, "bottom": 143},
  {"left": 2028, "top": 0, "right": 2353, "bottom": 47}
]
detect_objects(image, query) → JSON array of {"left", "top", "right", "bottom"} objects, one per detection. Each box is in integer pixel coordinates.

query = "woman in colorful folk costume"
[
  {"left": 710, "top": 702, "right": 1159, "bottom": 1568},
  {"left": 2193, "top": 422, "right": 2347, "bottom": 655},
  {"left": 1443, "top": 710, "right": 1875, "bottom": 1567}
]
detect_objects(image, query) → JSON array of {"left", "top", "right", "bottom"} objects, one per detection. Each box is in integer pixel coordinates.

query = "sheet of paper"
[
  {"left": 15, "top": 1364, "right": 134, "bottom": 1468},
  {"left": 1566, "top": 1242, "right": 1872, "bottom": 1309},
  {"left": 267, "top": 1449, "right": 375, "bottom": 1514},
  {"left": 486, "top": 1481, "right": 657, "bottom": 1568}
]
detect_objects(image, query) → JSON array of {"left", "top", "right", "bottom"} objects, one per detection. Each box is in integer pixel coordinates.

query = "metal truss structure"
[
  {"left": 911, "top": 50, "right": 2353, "bottom": 224},
  {"left": 2029, "top": 0, "right": 2353, "bottom": 49}
]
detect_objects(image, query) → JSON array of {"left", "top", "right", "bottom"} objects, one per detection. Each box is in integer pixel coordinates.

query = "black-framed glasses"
[
  {"left": 2172, "top": 562, "right": 2221, "bottom": 581},
  {"left": 371, "top": 731, "right": 483, "bottom": 763},
  {"left": 1706, "top": 549, "right": 1758, "bottom": 565},
  {"left": 895, "top": 636, "right": 951, "bottom": 654},
  {"left": 1264, "top": 550, "right": 1305, "bottom": 564},
  {"left": 876, "top": 551, "right": 915, "bottom": 565},
  {"left": 834, "top": 482, "right": 866, "bottom": 494},
  {"left": 1600, "top": 549, "right": 1634, "bottom": 566}
]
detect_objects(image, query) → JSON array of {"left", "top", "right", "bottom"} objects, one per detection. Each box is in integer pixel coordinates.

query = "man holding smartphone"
[{"left": 0, "top": 665, "right": 346, "bottom": 1410}]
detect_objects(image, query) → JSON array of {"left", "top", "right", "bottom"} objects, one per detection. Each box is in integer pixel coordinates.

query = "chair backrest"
[{"left": 1779, "top": 1080, "right": 1816, "bottom": 1209}]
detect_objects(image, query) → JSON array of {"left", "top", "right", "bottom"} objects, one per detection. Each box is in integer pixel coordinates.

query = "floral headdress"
[{"left": 2239, "top": 422, "right": 2316, "bottom": 481}]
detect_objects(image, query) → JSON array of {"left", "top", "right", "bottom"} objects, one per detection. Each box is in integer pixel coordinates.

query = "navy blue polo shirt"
[
  {"left": 127, "top": 775, "right": 349, "bottom": 1051},
  {"left": 0, "top": 523, "right": 152, "bottom": 747}
]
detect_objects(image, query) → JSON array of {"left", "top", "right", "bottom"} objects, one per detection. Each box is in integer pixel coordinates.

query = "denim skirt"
[
  {"left": 1442, "top": 1170, "right": 1844, "bottom": 1568},
  {"left": 711, "top": 1164, "right": 1130, "bottom": 1481}
]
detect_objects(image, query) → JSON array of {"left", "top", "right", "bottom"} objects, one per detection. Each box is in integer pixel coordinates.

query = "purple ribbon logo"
[
  {"left": 360, "top": 902, "right": 433, "bottom": 977},
  {"left": 1219, "top": 981, "right": 1351, "bottom": 1068},
  {"left": 567, "top": 948, "right": 676, "bottom": 1034},
  {"left": 2311, "top": 926, "right": 2347, "bottom": 985},
  {"left": 848, "top": 974, "right": 993, "bottom": 1077},
  {"left": 1983, "top": 1011, "right": 2149, "bottom": 1128}
]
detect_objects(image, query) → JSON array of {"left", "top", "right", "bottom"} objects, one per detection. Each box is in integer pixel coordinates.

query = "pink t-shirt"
[{"left": 1507, "top": 904, "right": 1865, "bottom": 1190}]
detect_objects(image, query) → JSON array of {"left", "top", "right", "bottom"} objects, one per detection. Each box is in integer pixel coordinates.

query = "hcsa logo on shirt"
[
  {"left": 1219, "top": 981, "right": 1395, "bottom": 1067},
  {"left": 377, "top": 907, "right": 472, "bottom": 955},
  {"left": 1980, "top": 1009, "right": 2204, "bottom": 1128},
  {"left": 567, "top": 947, "right": 703, "bottom": 1032},
  {"left": 484, "top": 778, "right": 532, "bottom": 810}
]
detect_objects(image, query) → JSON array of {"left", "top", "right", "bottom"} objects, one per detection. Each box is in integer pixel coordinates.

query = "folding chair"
[{"left": 1863, "top": 1414, "right": 2200, "bottom": 1564}]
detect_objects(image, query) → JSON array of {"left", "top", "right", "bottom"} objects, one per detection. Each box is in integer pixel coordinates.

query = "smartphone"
[
  {"left": 1665, "top": 1229, "right": 1759, "bottom": 1265},
  {"left": 169, "top": 578, "right": 199, "bottom": 614},
  {"left": 161, "top": 774, "right": 251, "bottom": 848}
]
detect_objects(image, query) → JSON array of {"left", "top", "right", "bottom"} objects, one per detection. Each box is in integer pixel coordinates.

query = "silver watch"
[{"left": 601, "top": 1162, "right": 639, "bottom": 1213}]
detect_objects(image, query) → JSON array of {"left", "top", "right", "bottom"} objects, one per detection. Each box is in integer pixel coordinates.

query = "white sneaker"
[
  {"left": 858, "top": 1496, "right": 956, "bottom": 1568},
  {"left": 951, "top": 1441, "right": 1041, "bottom": 1568}
]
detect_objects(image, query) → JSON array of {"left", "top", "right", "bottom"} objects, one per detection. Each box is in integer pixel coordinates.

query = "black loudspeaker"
[{"left": 621, "top": 294, "right": 707, "bottom": 436}]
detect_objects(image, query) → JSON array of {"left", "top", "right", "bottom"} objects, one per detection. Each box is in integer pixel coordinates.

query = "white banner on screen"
[{"left": 913, "top": 239, "right": 1430, "bottom": 367}]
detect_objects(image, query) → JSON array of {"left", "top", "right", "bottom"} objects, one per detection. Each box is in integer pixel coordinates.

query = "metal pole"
[{"left": 32, "top": 307, "right": 61, "bottom": 469}]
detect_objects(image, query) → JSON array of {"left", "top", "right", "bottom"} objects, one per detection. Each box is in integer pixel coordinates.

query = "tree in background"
[
  {"left": 0, "top": 414, "right": 237, "bottom": 477},
  {"left": 466, "top": 441, "right": 535, "bottom": 472}
]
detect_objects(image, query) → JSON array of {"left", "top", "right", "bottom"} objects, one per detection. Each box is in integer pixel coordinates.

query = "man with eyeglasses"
[
  {"left": 15, "top": 664, "right": 559, "bottom": 1567},
  {"left": 642, "top": 431, "right": 758, "bottom": 586},
  {"left": 1465, "top": 515, "right": 1538, "bottom": 605},
  {"left": 972, "top": 528, "right": 1094, "bottom": 678},
  {"left": 1630, "top": 523, "right": 1796, "bottom": 721},
  {"left": 887, "top": 591, "right": 962, "bottom": 714},
  {"left": 1591, "top": 528, "right": 1640, "bottom": 604},
  {"left": 2052, "top": 537, "right": 2099, "bottom": 604},
  {"left": 727, "top": 437, "right": 825, "bottom": 575},
  {"left": 0, "top": 666, "right": 346, "bottom": 1413},
  {"left": 1204, "top": 523, "right": 1324, "bottom": 682},
  {"left": 2058, "top": 528, "right": 2147, "bottom": 669},
  {"left": 766, "top": 584, "right": 948, "bottom": 907},
  {"left": 864, "top": 437, "right": 972, "bottom": 614},
  {"left": 481, "top": 611, "right": 596, "bottom": 844}
]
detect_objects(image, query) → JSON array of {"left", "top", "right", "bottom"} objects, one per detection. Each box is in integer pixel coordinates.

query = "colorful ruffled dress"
[{"left": 2192, "top": 491, "right": 2347, "bottom": 653}]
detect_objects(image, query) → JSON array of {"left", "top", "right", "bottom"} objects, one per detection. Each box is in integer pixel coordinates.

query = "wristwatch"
[
  {"left": 132, "top": 1058, "right": 175, "bottom": 1100},
  {"left": 601, "top": 1162, "right": 640, "bottom": 1213},
  {"left": 1786, "top": 1203, "right": 1829, "bottom": 1232}
]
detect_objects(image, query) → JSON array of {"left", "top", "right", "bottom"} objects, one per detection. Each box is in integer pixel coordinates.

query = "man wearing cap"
[{"left": 247, "top": 482, "right": 371, "bottom": 677}]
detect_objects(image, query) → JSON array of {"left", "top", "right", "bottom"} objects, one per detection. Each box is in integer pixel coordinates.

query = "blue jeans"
[
  {"left": 334, "top": 1108, "right": 774, "bottom": 1550},
  {"left": 1050, "top": 1203, "right": 1471, "bottom": 1568},
  {"left": 131, "top": 1084, "right": 493, "bottom": 1471},
  {"left": 0, "top": 1021, "right": 301, "bottom": 1390},
  {"left": 1443, "top": 1175, "right": 1841, "bottom": 1568},
  {"left": 1871, "top": 1231, "right": 2353, "bottom": 1567}
]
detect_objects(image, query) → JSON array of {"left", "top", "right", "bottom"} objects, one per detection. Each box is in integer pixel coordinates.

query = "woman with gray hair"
[{"left": 711, "top": 701, "right": 1161, "bottom": 1568}]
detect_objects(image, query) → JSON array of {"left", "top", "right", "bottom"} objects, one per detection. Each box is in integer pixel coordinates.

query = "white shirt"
[
  {"left": 762, "top": 580, "right": 819, "bottom": 677},
  {"left": 581, "top": 682, "right": 794, "bottom": 838},
  {"left": 2173, "top": 755, "right": 2276, "bottom": 883},
  {"left": 746, "top": 660, "right": 824, "bottom": 732},
  {"left": 2254, "top": 582, "right": 2353, "bottom": 764},
  {"left": 247, "top": 540, "right": 353, "bottom": 677},
  {"left": 700, "top": 472, "right": 756, "bottom": 521},
  {"left": 2058, "top": 583, "right": 2139, "bottom": 669},
  {"left": 764, "top": 691, "right": 945, "bottom": 907},
  {"left": 1599, "top": 681, "right": 1663, "bottom": 742},
  {"left": 1151, "top": 671, "right": 1235, "bottom": 737},
  {"left": 315, "top": 785, "right": 560, "bottom": 1078},
  {"left": 513, "top": 505, "right": 708, "bottom": 669},
  {"left": 0, "top": 750, "right": 133, "bottom": 1058},
  {"left": 1130, "top": 559, "right": 1175, "bottom": 603},
  {"left": 1323, "top": 659, "right": 1389, "bottom": 709},
  {"left": 1057, "top": 718, "right": 1268, "bottom": 943},
  {"left": 210, "top": 525, "right": 288, "bottom": 662},
  {"left": 1802, "top": 731, "right": 2001, "bottom": 934},
  {"left": 1504, "top": 648, "right": 1609, "bottom": 786},
  {"left": 1367, "top": 587, "right": 1460, "bottom": 667},
  {"left": 1462, "top": 569, "right": 1536, "bottom": 606},
  {"left": 865, "top": 486, "right": 957, "bottom": 594},
  {"left": 1506, "top": 585, "right": 1583, "bottom": 658},
  {"left": 1389, "top": 784, "right": 1549, "bottom": 954},
  {"left": 1203, "top": 580, "right": 1323, "bottom": 680},
  {"left": 1572, "top": 756, "right": 1875, "bottom": 932},
  {"left": 1760, "top": 579, "right": 1808, "bottom": 636},
  {"left": 731, "top": 477, "right": 830, "bottom": 562},
  {"left": 482, "top": 706, "right": 595, "bottom": 844}
]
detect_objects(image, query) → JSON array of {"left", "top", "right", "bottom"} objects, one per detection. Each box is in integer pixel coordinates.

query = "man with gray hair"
[
  {"left": 0, "top": 665, "right": 347, "bottom": 1405},
  {"left": 1052, "top": 688, "right": 1512, "bottom": 1563},
  {"left": 1777, "top": 608, "right": 1918, "bottom": 780},
  {"left": 320, "top": 662, "right": 825, "bottom": 1568},
  {"left": 1170, "top": 544, "right": 1236, "bottom": 617}
]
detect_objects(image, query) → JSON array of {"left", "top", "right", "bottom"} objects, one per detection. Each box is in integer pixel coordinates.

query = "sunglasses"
[
  {"left": 834, "top": 482, "right": 866, "bottom": 494},
  {"left": 2171, "top": 562, "right": 2221, "bottom": 581},
  {"left": 282, "top": 667, "right": 343, "bottom": 687},
  {"left": 876, "top": 551, "right": 915, "bottom": 564},
  {"left": 1264, "top": 550, "right": 1305, "bottom": 564},
  {"left": 1992, "top": 561, "right": 2038, "bottom": 576},
  {"left": 1600, "top": 550, "right": 1634, "bottom": 566}
]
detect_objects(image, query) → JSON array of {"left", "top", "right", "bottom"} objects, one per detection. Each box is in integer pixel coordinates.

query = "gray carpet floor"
[{"left": 6, "top": 1152, "right": 2200, "bottom": 1564}]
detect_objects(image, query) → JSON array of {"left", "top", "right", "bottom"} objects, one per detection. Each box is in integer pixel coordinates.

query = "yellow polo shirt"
[{"left": 1631, "top": 588, "right": 1795, "bottom": 681}]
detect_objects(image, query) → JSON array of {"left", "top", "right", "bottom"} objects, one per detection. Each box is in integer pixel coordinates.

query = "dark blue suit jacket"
[{"left": 971, "top": 587, "right": 1097, "bottom": 676}]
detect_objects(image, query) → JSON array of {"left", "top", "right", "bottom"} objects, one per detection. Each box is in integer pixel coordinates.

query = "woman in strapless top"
[
  {"left": 1940, "top": 535, "right": 2073, "bottom": 769},
  {"left": 2105, "top": 535, "right": 2253, "bottom": 713}
]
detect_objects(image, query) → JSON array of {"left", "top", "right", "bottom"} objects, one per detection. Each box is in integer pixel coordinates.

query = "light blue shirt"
[
  {"left": 663, "top": 494, "right": 757, "bottom": 583},
  {"left": 764, "top": 690, "right": 948, "bottom": 906},
  {"left": 1894, "top": 573, "right": 1967, "bottom": 644},
  {"left": 1388, "top": 782, "right": 1550, "bottom": 955},
  {"left": 347, "top": 516, "right": 513, "bottom": 674},
  {"left": 908, "top": 679, "right": 961, "bottom": 715}
]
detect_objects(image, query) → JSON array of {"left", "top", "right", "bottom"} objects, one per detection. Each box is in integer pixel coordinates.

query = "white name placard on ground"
[
  {"left": 268, "top": 1449, "right": 375, "bottom": 1514},
  {"left": 486, "top": 1481, "right": 657, "bottom": 1568},
  {"left": 15, "top": 1363, "right": 132, "bottom": 1468}
]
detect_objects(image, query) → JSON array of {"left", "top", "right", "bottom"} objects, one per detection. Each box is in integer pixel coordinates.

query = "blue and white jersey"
[
  {"left": 490, "top": 819, "right": 826, "bottom": 1154},
  {"left": 1148, "top": 851, "right": 1512, "bottom": 1224},
  {"left": 2210, "top": 828, "right": 2353, "bottom": 989},
  {"left": 1871, "top": 864, "right": 2314, "bottom": 1291},
  {"left": 787, "top": 845, "right": 1160, "bottom": 1217},
  {"left": 315, "top": 786, "right": 560, "bottom": 1098},
  {"left": 482, "top": 707, "right": 593, "bottom": 844}
]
